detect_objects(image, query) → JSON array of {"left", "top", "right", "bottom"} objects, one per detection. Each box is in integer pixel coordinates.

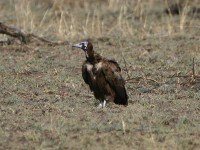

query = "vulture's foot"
[{"left": 97, "top": 100, "right": 106, "bottom": 109}]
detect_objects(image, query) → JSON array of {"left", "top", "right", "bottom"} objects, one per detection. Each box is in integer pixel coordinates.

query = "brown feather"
[{"left": 75, "top": 41, "right": 128, "bottom": 106}]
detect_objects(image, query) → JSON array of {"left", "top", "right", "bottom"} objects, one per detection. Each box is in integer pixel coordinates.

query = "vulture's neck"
[{"left": 86, "top": 52, "right": 102, "bottom": 64}]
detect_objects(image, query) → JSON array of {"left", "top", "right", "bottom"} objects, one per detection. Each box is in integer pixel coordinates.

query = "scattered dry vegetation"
[{"left": 0, "top": 0, "right": 200, "bottom": 149}]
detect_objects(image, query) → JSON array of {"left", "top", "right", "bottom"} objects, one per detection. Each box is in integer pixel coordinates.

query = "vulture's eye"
[{"left": 82, "top": 43, "right": 87, "bottom": 49}]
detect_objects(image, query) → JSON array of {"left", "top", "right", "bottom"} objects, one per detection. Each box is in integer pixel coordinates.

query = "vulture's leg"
[{"left": 102, "top": 100, "right": 106, "bottom": 107}]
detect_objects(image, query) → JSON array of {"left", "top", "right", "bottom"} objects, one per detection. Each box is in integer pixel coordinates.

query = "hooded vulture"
[{"left": 72, "top": 41, "right": 128, "bottom": 107}]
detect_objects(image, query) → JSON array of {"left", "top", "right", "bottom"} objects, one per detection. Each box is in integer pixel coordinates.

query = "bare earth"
[{"left": 0, "top": 0, "right": 200, "bottom": 150}]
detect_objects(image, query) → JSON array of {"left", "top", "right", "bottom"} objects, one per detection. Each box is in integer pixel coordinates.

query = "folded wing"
[{"left": 102, "top": 60, "right": 128, "bottom": 105}]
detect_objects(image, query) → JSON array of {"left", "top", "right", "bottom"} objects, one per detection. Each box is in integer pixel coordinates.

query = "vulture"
[{"left": 72, "top": 41, "right": 128, "bottom": 107}]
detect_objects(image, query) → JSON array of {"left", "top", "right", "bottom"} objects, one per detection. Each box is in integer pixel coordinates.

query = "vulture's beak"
[{"left": 72, "top": 43, "right": 82, "bottom": 49}]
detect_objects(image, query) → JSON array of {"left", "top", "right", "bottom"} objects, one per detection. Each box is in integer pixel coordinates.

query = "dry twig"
[
  {"left": 0, "top": 22, "right": 68, "bottom": 45},
  {"left": 125, "top": 58, "right": 199, "bottom": 90}
]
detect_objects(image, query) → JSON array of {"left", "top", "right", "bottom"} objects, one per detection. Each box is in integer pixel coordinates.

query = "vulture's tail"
[{"left": 115, "top": 88, "right": 128, "bottom": 106}]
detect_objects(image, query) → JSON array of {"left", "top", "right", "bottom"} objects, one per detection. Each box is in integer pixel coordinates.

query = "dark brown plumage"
[{"left": 72, "top": 41, "right": 128, "bottom": 107}]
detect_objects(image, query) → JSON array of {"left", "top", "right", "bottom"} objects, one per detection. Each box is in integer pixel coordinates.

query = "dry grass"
[{"left": 0, "top": 0, "right": 200, "bottom": 149}]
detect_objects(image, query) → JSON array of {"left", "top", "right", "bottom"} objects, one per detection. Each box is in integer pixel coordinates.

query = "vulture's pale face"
[
  {"left": 73, "top": 41, "right": 93, "bottom": 58},
  {"left": 72, "top": 41, "right": 89, "bottom": 51}
]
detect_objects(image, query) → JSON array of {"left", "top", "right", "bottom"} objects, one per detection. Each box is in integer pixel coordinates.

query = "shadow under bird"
[{"left": 72, "top": 41, "right": 128, "bottom": 107}]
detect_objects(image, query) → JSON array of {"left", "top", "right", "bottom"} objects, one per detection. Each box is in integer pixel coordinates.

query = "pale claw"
[
  {"left": 97, "top": 100, "right": 106, "bottom": 109},
  {"left": 97, "top": 103, "right": 103, "bottom": 109}
]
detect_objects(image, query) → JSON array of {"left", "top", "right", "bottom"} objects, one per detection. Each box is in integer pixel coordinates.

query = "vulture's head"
[{"left": 72, "top": 41, "right": 94, "bottom": 59}]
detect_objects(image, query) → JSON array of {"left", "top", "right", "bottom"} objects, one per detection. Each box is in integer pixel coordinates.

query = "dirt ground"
[{"left": 0, "top": 0, "right": 200, "bottom": 149}]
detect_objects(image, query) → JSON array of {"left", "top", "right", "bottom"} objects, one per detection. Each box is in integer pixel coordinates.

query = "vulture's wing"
[{"left": 102, "top": 60, "right": 128, "bottom": 105}]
